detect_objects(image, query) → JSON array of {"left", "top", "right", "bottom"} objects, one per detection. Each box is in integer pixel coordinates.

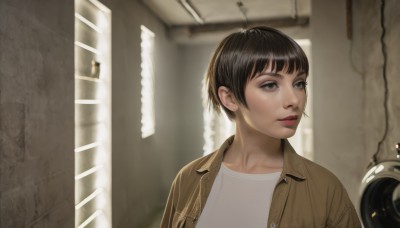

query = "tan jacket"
[{"left": 161, "top": 136, "right": 361, "bottom": 228}]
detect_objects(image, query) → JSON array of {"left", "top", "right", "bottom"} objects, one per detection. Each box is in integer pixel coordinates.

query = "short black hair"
[{"left": 206, "top": 26, "right": 309, "bottom": 119}]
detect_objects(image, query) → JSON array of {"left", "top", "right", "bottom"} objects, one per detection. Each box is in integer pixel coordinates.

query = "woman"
[{"left": 161, "top": 26, "right": 361, "bottom": 228}]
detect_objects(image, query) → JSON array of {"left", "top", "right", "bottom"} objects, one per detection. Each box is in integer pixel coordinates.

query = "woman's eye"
[
  {"left": 261, "top": 82, "right": 278, "bottom": 90},
  {"left": 294, "top": 81, "right": 308, "bottom": 89}
]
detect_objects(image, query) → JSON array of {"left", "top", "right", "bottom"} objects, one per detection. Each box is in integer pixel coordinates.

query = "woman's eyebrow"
[
  {"left": 258, "top": 72, "right": 283, "bottom": 78},
  {"left": 256, "top": 71, "right": 307, "bottom": 78}
]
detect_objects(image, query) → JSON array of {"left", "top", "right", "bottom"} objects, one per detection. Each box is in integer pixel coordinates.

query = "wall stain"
[{"left": 0, "top": 102, "right": 26, "bottom": 163}]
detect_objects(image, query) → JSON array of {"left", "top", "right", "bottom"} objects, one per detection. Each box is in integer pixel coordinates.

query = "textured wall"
[
  {"left": 358, "top": 0, "right": 400, "bottom": 164},
  {"left": 0, "top": 0, "right": 74, "bottom": 227}
]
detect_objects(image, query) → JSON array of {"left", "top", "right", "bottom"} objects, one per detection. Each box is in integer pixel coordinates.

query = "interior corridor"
[{"left": 1, "top": 0, "right": 400, "bottom": 227}]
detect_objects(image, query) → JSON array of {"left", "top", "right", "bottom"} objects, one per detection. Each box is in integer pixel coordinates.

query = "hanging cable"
[
  {"left": 236, "top": 1, "right": 248, "bottom": 27},
  {"left": 370, "top": 0, "right": 389, "bottom": 167},
  {"left": 292, "top": 0, "right": 298, "bottom": 19}
]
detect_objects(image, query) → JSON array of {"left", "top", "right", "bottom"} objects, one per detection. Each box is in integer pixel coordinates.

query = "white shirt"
[{"left": 196, "top": 163, "right": 281, "bottom": 228}]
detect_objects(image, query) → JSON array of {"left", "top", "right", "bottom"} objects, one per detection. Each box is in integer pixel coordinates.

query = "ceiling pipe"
[
  {"left": 169, "top": 16, "right": 309, "bottom": 37},
  {"left": 168, "top": 16, "right": 309, "bottom": 43},
  {"left": 177, "top": 0, "right": 204, "bottom": 24}
]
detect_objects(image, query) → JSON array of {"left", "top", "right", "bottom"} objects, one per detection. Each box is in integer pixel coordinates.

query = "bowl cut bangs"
[{"left": 207, "top": 26, "right": 309, "bottom": 119}]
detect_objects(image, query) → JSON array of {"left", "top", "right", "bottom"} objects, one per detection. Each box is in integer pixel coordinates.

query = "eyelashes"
[
  {"left": 294, "top": 81, "right": 308, "bottom": 89},
  {"left": 261, "top": 82, "right": 278, "bottom": 90},
  {"left": 260, "top": 80, "right": 308, "bottom": 90}
]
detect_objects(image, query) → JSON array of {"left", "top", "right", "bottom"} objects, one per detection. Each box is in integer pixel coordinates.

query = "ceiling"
[{"left": 141, "top": 0, "right": 311, "bottom": 43}]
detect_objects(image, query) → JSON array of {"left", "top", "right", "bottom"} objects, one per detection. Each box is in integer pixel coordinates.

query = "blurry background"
[{"left": 1, "top": 0, "right": 399, "bottom": 227}]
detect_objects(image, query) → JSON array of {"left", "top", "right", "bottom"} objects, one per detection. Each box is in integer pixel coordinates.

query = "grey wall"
[
  {"left": 100, "top": 0, "right": 181, "bottom": 227},
  {"left": 311, "top": 0, "right": 364, "bottom": 204},
  {"left": 178, "top": 43, "right": 217, "bottom": 166},
  {"left": 0, "top": 0, "right": 75, "bottom": 227}
]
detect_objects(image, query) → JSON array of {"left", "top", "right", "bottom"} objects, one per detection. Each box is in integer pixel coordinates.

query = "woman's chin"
[{"left": 276, "top": 128, "right": 297, "bottom": 139}]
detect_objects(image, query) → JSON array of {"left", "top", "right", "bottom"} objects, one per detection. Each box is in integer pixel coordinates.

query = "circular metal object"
[{"left": 359, "top": 161, "right": 400, "bottom": 228}]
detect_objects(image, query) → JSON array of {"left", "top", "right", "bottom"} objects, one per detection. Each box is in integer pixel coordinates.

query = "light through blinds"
[
  {"left": 74, "top": 0, "right": 111, "bottom": 227},
  {"left": 140, "top": 25, "right": 156, "bottom": 138}
]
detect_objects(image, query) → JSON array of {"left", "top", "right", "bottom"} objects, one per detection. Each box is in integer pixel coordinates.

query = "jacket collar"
[
  {"left": 196, "top": 135, "right": 307, "bottom": 181},
  {"left": 196, "top": 136, "right": 232, "bottom": 173},
  {"left": 281, "top": 139, "right": 307, "bottom": 180}
]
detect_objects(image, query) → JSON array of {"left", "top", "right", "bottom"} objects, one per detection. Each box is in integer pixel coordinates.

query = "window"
[{"left": 140, "top": 25, "right": 156, "bottom": 138}]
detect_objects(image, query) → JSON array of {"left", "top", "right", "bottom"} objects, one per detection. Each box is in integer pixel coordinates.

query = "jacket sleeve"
[
  {"left": 328, "top": 182, "right": 362, "bottom": 228},
  {"left": 160, "top": 176, "right": 178, "bottom": 228},
  {"left": 331, "top": 204, "right": 362, "bottom": 228}
]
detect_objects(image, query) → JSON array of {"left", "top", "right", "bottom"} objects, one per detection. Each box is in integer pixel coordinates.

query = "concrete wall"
[
  {"left": 0, "top": 0, "right": 75, "bottom": 227},
  {"left": 356, "top": 0, "right": 400, "bottom": 164},
  {"left": 100, "top": 0, "right": 181, "bottom": 227}
]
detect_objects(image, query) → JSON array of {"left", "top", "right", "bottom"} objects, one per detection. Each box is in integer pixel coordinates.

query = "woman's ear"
[{"left": 218, "top": 86, "right": 239, "bottom": 112}]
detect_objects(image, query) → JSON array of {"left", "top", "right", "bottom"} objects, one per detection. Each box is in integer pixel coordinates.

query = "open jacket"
[{"left": 161, "top": 136, "right": 361, "bottom": 228}]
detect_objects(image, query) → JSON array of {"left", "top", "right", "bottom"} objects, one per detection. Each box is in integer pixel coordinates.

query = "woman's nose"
[{"left": 282, "top": 88, "right": 300, "bottom": 109}]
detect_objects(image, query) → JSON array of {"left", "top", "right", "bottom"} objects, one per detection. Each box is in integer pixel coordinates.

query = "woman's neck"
[{"left": 223, "top": 125, "right": 284, "bottom": 174}]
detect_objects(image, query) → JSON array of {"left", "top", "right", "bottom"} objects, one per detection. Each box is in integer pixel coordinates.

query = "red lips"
[
  {"left": 279, "top": 115, "right": 298, "bottom": 121},
  {"left": 279, "top": 115, "right": 299, "bottom": 127}
]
